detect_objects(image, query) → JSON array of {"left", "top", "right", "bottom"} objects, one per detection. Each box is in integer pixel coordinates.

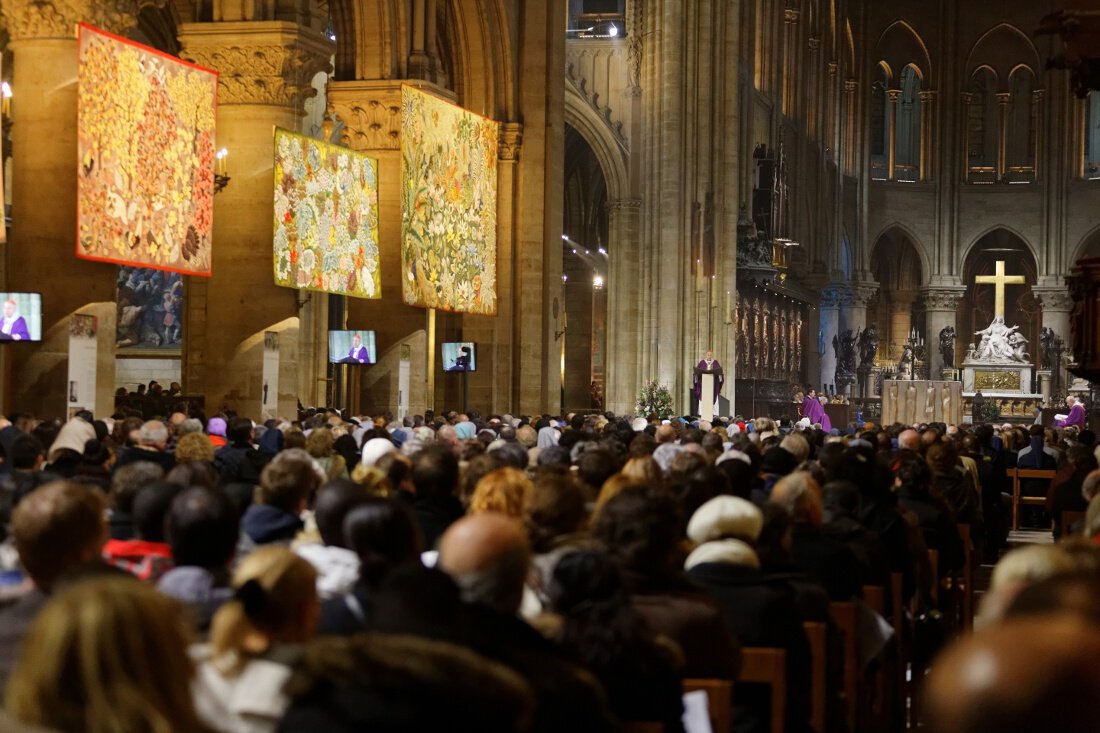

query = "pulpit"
[{"left": 694, "top": 365, "right": 724, "bottom": 421}]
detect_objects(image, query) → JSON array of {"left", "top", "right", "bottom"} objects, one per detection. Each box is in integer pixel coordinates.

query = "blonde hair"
[
  {"left": 209, "top": 547, "right": 318, "bottom": 675},
  {"left": 350, "top": 464, "right": 395, "bottom": 496},
  {"left": 305, "top": 428, "right": 335, "bottom": 458},
  {"left": 5, "top": 576, "right": 207, "bottom": 733},
  {"left": 469, "top": 467, "right": 533, "bottom": 518},
  {"left": 593, "top": 473, "right": 649, "bottom": 523},
  {"left": 620, "top": 456, "right": 662, "bottom": 486},
  {"left": 174, "top": 432, "right": 216, "bottom": 463}
]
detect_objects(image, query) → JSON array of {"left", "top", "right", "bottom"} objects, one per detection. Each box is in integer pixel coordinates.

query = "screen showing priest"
[
  {"left": 329, "top": 330, "right": 377, "bottom": 365},
  {"left": 0, "top": 293, "right": 42, "bottom": 342},
  {"left": 443, "top": 342, "right": 476, "bottom": 372}
]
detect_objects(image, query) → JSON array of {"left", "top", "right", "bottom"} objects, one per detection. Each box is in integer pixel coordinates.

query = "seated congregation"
[{"left": 0, "top": 403, "right": 1099, "bottom": 733}]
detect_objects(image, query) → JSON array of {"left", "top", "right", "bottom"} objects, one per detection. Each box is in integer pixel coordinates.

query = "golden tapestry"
[
  {"left": 273, "top": 129, "right": 381, "bottom": 298},
  {"left": 77, "top": 23, "right": 218, "bottom": 275},
  {"left": 401, "top": 86, "right": 500, "bottom": 315}
]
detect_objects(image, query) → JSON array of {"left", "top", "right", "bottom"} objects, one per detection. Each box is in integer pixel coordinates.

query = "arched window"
[
  {"left": 1006, "top": 67, "right": 1036, "bottom": 182},
  {"left": 965, "top": 68, "right": 998, "bottom": 183},
  {"left": 870, "top": 65, "right": 888, "bottom": 180},
  {"left": 1086, "top": 92, "right": 1100, "bottom": 180},
  {"left": 894, "top": 65, "right": 922, "bottom": 181}
]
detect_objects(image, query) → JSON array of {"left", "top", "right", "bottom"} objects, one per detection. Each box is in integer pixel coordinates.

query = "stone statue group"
[{"left": 963, "top": 316, "right": 1029, "bottom": 364}]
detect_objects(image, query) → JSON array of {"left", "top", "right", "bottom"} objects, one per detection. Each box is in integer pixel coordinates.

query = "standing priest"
[{"left": 692, "top": 349, "right": 724, "bottom": 415}]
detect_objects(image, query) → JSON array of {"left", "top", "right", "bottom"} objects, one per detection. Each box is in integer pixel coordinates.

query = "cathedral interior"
[{"left": 2, "top": 0, "right": 1100, "bottom": 419}]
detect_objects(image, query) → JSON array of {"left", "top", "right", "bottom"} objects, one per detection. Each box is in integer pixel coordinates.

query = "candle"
[{"left": 215, "top": 148, "right": 228, "bottom": 177}]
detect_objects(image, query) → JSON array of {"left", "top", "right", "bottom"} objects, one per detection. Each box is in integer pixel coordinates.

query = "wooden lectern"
[{"left": 695, "top": 366, "right": 723, "bottom": 421}]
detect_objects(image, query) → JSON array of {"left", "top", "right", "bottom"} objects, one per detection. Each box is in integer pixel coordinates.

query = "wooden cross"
[{"left": 974, "top": 260, "right": 1025, "bottom": 319}]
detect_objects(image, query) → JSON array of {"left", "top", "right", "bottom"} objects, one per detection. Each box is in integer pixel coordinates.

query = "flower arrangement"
[
  {"left": 973, "top": 399, "right": 1001, "bottom": 424},
  {"left": 636, "top": 380, "right": 674, "bottom": 419}
]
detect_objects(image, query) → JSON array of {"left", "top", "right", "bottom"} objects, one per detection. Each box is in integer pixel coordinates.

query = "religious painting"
[
  {"left": 77, "top": 23, "right": 218, "bottom": 275},
  {"left": 0, "top": 57, "right": 6, "bottom": 246},
  {"left": 116, "top": 266, "right": 183, "bottom": 354},
  {"left": 400, "top": 86, "right": 500, "bottom": 315},
  {"left": 272, "top": 129, "right": 381, "bottom": 298}
]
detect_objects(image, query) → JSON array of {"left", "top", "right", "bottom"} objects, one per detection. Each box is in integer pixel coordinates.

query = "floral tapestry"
[
  {"left": 272, "top": 129, "right": 381, "bottom": 298},
  {"left": 401, "top": 86, "right": 500, "bottom": 315},
  {"left": 77, "top": 23, "right": 217, "bottom": 275}
]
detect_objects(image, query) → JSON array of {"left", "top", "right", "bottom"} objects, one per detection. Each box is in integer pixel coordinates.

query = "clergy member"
[
  {"left": 692, "top": 349, "right": 724, "bottom": 410},
  {"left": 348, "top": 333, "right": 370, "bottom": 363},
  {"left": 0, "top": 300, "right": 30, "bottom": 341},
  {"left": 1055, "top": 395, "right": 1087, "bottom": 429},
  {"left": 804, "top": 392, "right": 832, "bottom": 431}
]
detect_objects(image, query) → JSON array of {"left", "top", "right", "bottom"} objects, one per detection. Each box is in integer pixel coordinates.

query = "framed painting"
[
  {"left": 77, "top": 23, "right": 218, "bottom": 275},
  {"left": 401, "top": 86, "right": 500, "bottom": 315}
]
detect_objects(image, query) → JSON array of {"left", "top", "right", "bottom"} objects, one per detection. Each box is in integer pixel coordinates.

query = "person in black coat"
[
  {"left": 894, "top": 453, "right": 964, "bottom": 578},
  {"left": 683, "top": 495, "right": 813, "bottom": 733},
  {"left": 769, "top": 471, "right": 862, "bottom": 602}
]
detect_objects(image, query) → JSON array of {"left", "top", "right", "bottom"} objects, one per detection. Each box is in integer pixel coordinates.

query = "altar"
[{"left": 959, "top": 262, "right": 1044, "bottom": 421}]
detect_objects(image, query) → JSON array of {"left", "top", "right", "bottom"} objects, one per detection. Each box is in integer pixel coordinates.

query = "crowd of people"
[{"left": 0, "top": 394, "right": 1098, "bottom": 733}]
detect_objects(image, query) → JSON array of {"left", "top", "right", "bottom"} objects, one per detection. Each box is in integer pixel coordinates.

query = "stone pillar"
[
  {"left": 179, "top": 21, "right": 332, "bottom": 417},
  {"left": 840, "top": 284, "right": 878, "bottom": 337},
  {"left": 819, "top": 287, "right": 841, "bottom": 392},
  {"left": 1, "top": 0, "right": 140, "bottom": 415},
  {"left": 325, "top": 80, "right": 433, "bottom": 416},
  {"left": 921, "top": 287, "right": 965, "bottom": 375},
  {"left": 1034, "top": 285, "right": 1074, "bottom": 396},
  {"left": 606, "top": 198, "right": 642, "bottom": 415}
]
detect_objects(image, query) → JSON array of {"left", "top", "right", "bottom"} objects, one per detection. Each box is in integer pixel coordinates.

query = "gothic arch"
[
  {"left": 965, "top": 23, "right": 1042, "bottom": 92},
  {"left": 1070, "top": 223, "right": 1100, "bottom": 265},
  {"left": 866, "top": 223, "right": 932, "bottom": 281},
  {"left": 563, "top": 86, "right": 629, "bottom": 201},
  {"left": 330, "top": 0, "right": 515, "bottom": 118},
  {"left": 875, "top": 20, "right": 932, "bottom": 87},
  {"left": 960, "top": 224, "right": 1039, "bottom": 272}
]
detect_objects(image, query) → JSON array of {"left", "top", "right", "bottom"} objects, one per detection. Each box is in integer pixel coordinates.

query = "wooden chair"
[
  {"left": 957, "top": 524, "right": 974, "bottom": 629},
  {"left": 1060, "top": 509, "right": 1087, "bottom": 540},
  {"left": 740, "top": 647, "right": 787, "bottom": 733},
  {"left": 863, "top": 585, "right": 885, "bottom": 616},
  {"left": 830, "top": 602, "right": 859, "bottom": 730},
  {"left": 1006, "top": 467, "right": 1056, "bottom": 530},
  {"left": 802, "top": 622, "right": 827, "bottom": 733},
  {"left": 622, "top": 724, "right": 664, "bottom": 733},
  {"left": 683, "top": 678, "right": 733, "bottom": 733}
]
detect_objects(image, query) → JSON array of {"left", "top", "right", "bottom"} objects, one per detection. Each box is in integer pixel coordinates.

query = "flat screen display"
[
  {"left": 442, "top": 342, "right": 476, "bottom": 372},
  {"left": 0, "top": 293, "right": 42, "bottom": 343},
  {"left": 329, "top": 330, "right": 377, "bottom": 365}
]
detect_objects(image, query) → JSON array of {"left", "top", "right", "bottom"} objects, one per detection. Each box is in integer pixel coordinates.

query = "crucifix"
[{"left": 974, "top": 260, "right": 1025, "bottom": 318}]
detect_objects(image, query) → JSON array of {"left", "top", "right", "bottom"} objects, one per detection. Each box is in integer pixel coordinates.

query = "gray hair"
[
  {"left": 110, "top": 461, "right": 165, "bottom": 512},
  {"left": 139, "top": 421, "right": 169, "bottom": 447},
  {"left": 177, "top": 418, "right": 204, "bottom": 436}
]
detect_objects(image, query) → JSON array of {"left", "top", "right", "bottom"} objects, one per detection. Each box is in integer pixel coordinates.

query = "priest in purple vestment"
[
  {"left": 1055, "top": 396, "right": 1087, "bottom": 429},
  {"left": 804, "top": 394, "right": 832, "bottom": 431},
  {"left": 692, "top": 349, "right": 724, "bottom": 407}
]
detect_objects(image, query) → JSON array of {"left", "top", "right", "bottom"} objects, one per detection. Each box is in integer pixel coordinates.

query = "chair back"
[
  {"left": 830, "top": 602, "right": 859, "bottom": 729},
  {"left": 803, "top": 622, "right": 827, "bottom": 733},
  {"left": 683, "top": 678, "right": 733, "bottom": 733},
  {"left": 740, "top": 647, "right": 787, "bottom": 733}
]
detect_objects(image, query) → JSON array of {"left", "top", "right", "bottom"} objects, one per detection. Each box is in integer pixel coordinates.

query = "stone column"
[
  {"left": 1, "top": 0, "right": 141, "bottom": 415},
  {"left": 179, "top": 21, "right": 332, "bottom": 417},
  {"left": 605, "top": 198, "right": 642, "bottom": 415},
  {"left": 921, "top": 287, "right": 965, "bottom": 375},
  {"left": 1034, "top": 285, "right": 1074, "bottom": 395},
  {"left": 840, "top": 283, "right": 878, "bottom": 337},
  {"left": 819, "top": 287, "right": 841, "bottom": 392}
]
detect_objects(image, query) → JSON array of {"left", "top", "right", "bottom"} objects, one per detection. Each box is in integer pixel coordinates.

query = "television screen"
[
  {"left": 442, "top": 342, "right": 476, "bottom": 372},
  {"left": 0, "top": 293, "right": 43, "bottom": 343},
  {"left": 329, "top": 330, "right": 377, "bottom": 365}
]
